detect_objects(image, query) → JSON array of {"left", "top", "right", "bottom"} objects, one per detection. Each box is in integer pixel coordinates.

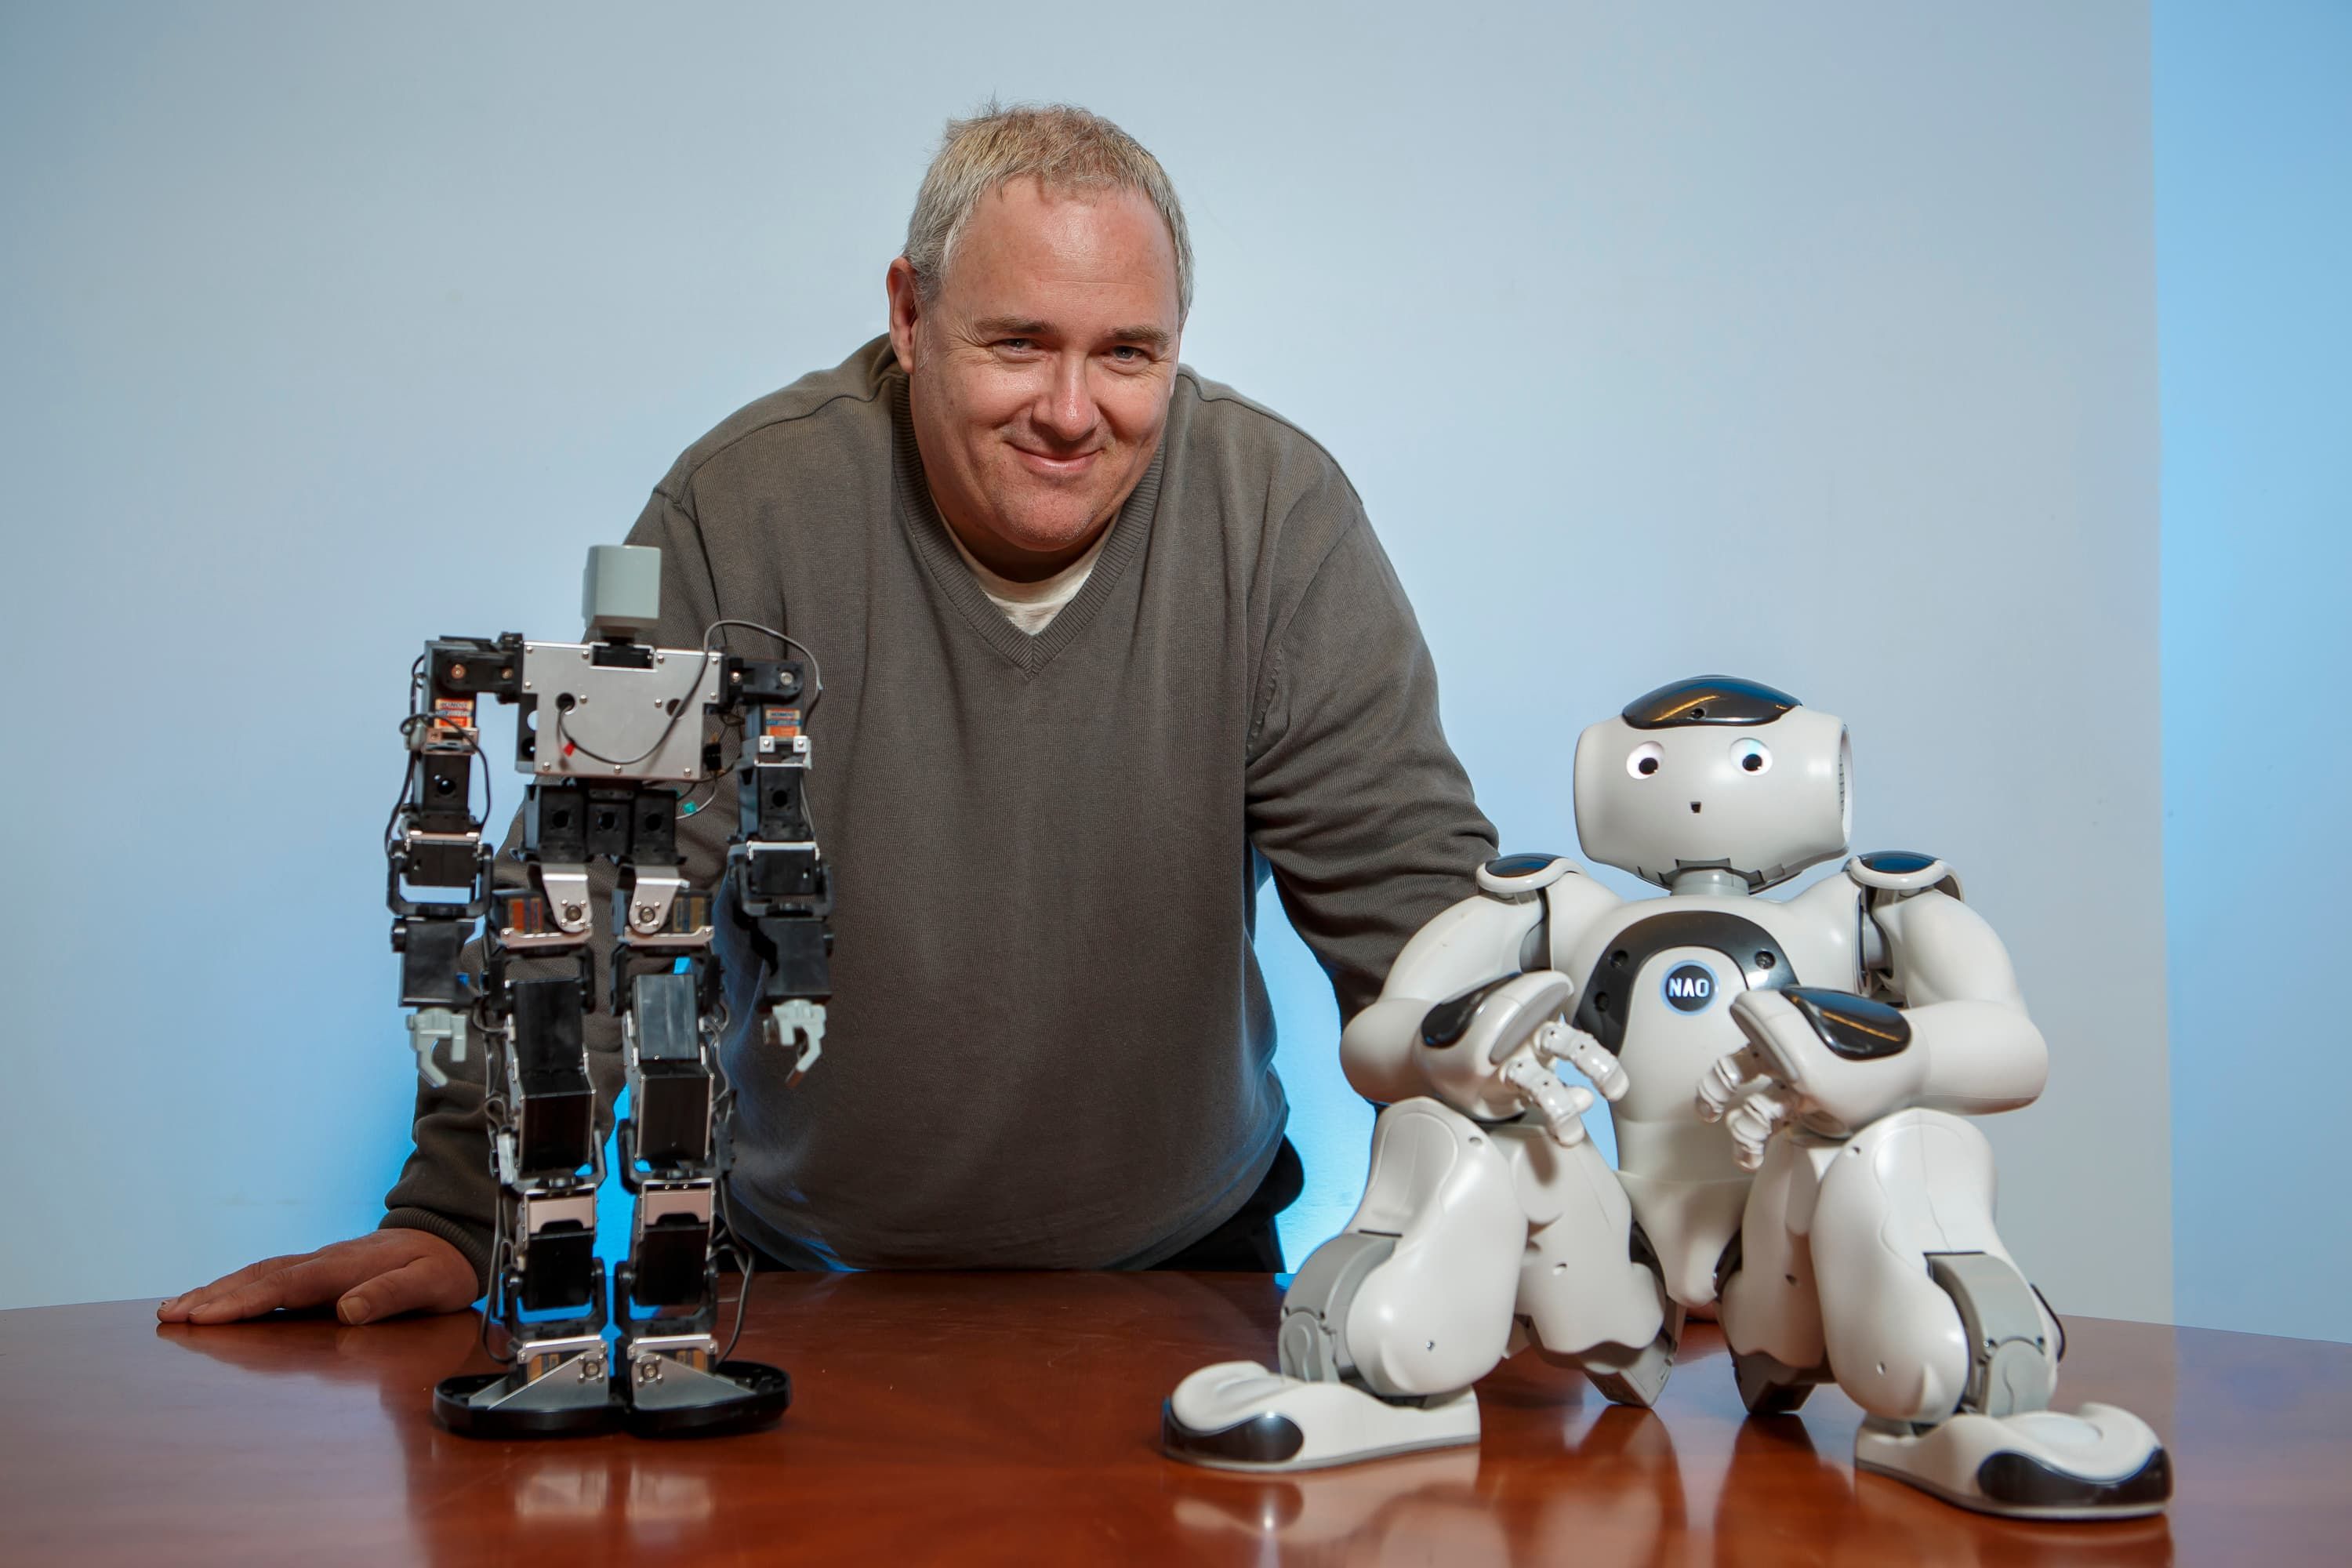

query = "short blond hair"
[{"left": 904, "top": 101, "right": 1194, "bottom": 321}]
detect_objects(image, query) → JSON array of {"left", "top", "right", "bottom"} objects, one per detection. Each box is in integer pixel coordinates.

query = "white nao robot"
[{"left": 1163, "top": 677, "right": 2171, "bottom": 1519}]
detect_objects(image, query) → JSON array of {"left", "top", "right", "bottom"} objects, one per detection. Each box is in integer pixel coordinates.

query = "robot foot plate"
[
  {"left": 434, "top": 1367, "right": 619, "bottom": 1439},
  {"left": 1161, "top": 1361, "right": 1478, "bottom": 1472},
  {"left": 621, "top": 1359, "right": 792, "bottom": 1439},
  {"left": 1854, "top": 1403, "right": 2172, "bottom": 1520}
]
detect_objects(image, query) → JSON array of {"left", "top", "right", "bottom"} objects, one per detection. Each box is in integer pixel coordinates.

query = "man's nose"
[{"left": 1033, "top": 354, "right": 1098, "bottom": 444}]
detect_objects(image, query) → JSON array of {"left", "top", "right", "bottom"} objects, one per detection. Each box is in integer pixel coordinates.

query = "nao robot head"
[{"left": 1572, "top": 677, "right": 1851, "bottom": 892}]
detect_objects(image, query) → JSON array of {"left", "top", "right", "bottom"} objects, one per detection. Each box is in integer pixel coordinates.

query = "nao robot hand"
[
  {"left": 1415, "top": 971, "right": 1630, "bottom": 1148},
  {"left": 1697, "top": 989, "right": 1928, "bottom": 1171}
]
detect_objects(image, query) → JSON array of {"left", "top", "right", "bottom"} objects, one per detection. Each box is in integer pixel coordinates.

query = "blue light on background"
[{"left": 2155, "top": 0, "right": 2352, "bottom": 1341}]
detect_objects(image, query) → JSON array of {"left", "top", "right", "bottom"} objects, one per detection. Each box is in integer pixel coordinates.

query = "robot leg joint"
[
  {"left": 1926, "top": 1251, "right": 2056, "bottom": 1418},
  {"left": 1276, "top": 1233, "right": 1397, "bottom": 1388}
]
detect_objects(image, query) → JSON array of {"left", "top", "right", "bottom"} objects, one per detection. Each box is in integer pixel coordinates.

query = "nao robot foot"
[
  {"left": 1163, "top": 1363, "right": 1479, "bottom": 1472},
  {"left": 1853, "top": 1407, "right": 2170, "bottom": 1521}
]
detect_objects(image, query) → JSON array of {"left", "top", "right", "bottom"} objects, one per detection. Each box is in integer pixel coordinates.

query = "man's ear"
[{"left": 885, "top": 256, "right": 922, "bottom": 375}]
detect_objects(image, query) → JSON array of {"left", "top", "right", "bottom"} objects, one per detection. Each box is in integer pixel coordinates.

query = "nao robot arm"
[
  {"left": 1698, "top": 852, "right": 2049, "bottom": 1170},
  {"left": 385, "top": 544, "right": 827, "bottom": 1438},
  {"left": 1340, "top": 855, "right": 1630, "bottom": 1143}
]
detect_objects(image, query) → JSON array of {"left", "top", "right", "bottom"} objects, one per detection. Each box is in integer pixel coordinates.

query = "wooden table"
[{"left": 3, "top": 1272, "right": 2345, "bottom": 1565}]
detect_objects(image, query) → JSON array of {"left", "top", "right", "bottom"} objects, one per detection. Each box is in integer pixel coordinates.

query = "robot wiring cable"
[
  {"left": 709, "top": 1042, "right": 757, "bottom": 1363},
  {"left": 550, "top": 651, "right": 715, "bottom": 770},
  {"left": 677, "top": 768, "right": 727, "bottom": 820},
  {"left": 556, "top": 615, "right": 822, "bottom": 769},
  {"left": 388, "top": 713, "right": 494, "bottom": 843},
  {"left": 384, "top": 658, "right": 495, "bottom": 896},
  {"left": 471, "top": 1056, "right": 517, "bottom": 1368},
  {"left": 477, "top": 1200, "right": 516, "bottom": 1368},
  {"left": 702, "top": 619, "right": 825, "bottom": 717},
  {"left": 706, "top": 1044, "right": 753, "bottom": 1363},
  {"left": 380, "top": 657, "right": 429, "bottom": 853},
  {"left": 717, "top": 1177, "right": 756, "bottom": 1364},
  {"left": 677, "top": 617, "right": 824, "bottom": 827}
]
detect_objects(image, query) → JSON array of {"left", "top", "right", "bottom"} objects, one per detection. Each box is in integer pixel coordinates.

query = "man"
[{"left": 162, "top": 103, "right": 1494, "bottom": 1327}]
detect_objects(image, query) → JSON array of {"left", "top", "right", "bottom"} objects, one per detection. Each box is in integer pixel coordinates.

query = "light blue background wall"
[
  {"left": 2157, "top": 2, "right": 2351, "bottom": 1343},
  {"left": 1, "top": 3, "right": 2189, "bottom": 1327}
]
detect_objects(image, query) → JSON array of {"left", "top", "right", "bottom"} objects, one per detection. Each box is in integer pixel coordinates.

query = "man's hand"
[{"left": 156, "top": 1229, "right": 476, "bottom": 1327}]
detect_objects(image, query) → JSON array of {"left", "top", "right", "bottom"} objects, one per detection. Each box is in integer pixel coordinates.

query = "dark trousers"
[{"left": 736, "top": 1137, "right": 1305, "bottom": 1274}]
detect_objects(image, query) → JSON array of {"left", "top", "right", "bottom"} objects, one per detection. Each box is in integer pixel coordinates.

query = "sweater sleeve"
[
  {"left": 1244, "top": 488, "right": 1497, "bottom": 1024},
  {"left": 379, "top": 487, "right": 737, "bottom": 1288}
]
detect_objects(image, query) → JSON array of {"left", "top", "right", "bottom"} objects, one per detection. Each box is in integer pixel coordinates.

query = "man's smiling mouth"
[{"left": 1009, "top": 443, "right": 1102, "bottom": 477}]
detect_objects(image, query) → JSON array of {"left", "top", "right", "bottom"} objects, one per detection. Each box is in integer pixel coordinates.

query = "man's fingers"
[
  {"left": 158, "top": 1254, "right": 312, "bottom": 1320},
  {"left": 180, "top": 1274, "right": 299, "bottom": 1324},
  {"left": 337, "top": 1255, "right": 476, "bottom": 1326},
  {"left": 182, "top": 1253, "right": 364, "bottom": 1323},
  {"left": 160, "top": 1233, "right": 474, "bottom": 1326}
]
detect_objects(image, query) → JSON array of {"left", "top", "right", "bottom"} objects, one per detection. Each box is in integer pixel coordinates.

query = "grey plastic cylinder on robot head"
[
  {"left": 584, "top": 544, "right": 662, "bottom": 641},
  {"left": 1572, "top": 676, "right": 1851, "bottom": 893}
]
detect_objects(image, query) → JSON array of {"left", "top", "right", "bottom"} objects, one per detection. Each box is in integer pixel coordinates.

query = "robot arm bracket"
[{"left": 1846, "top": 850, "right": 1963, "bottom": 906}]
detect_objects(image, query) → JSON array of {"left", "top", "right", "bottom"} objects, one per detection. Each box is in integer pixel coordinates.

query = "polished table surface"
[{"left": 3, "top": 1272, "right": 2347, "bottom": 1566}]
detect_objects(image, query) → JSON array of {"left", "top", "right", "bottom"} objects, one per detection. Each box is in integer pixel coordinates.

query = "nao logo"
[{"left": 1662, "top": 963, "right": 1717, "bottom": 1013}]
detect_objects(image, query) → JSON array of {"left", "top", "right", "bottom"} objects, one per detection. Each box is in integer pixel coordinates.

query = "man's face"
[{"left": 888, "top": 177, "right": 1181, "bottom": 580}]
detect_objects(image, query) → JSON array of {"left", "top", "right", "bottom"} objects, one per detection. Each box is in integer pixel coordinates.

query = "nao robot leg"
[
  {"left": 1164, "top": 1101, "right": 1511, "bottom": 1470},
  {"left": 1164, "top": 975, "right": 1668, "bottom": 1472},
  {"left": 1722, "top": 1110, "right": 2169, "bottom": 1519},
  {"left": 1510, "top": 1120, "right": 1680, "bottom": 1410}
]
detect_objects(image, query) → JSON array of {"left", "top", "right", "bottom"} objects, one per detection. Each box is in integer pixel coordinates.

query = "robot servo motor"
[
  {"left": 386, "top": 545, "right": 832, "bottom": 1439},
  {"left": 1163, "top": 676, "right": 2171, "bottom": 1522}
]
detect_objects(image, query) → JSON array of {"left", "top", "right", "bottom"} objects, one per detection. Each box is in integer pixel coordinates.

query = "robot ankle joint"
[
  {"left": 1277, "top": 1233, "right": 1397, "bottom": 1388},
  {"left": 1928, "top": 1251, "right": 2057, "bottom": 1417}
]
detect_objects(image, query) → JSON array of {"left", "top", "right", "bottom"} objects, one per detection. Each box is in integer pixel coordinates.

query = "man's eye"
[
  {"left": 1110, "top": 346, "right": 1142, "bottom": 361},
  {"left": 999, "top": 338, "right": 1035, "bottom": 352}
]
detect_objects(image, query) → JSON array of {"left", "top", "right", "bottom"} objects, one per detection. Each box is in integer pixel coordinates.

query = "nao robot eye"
[
  {"left": 1731, "top": 738, "right": 1773, "bottom": 774},
  {"left": 1627, "top": 742, "right": 1665, "bottom": 779}
]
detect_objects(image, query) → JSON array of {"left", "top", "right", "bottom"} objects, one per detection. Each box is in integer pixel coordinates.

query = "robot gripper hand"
[
  {"left": 1502, "top": 1017, "right": 1628, "bottom": 1147},
  {"left": 1700, "top": 988, "right": 1927, "bottom": 1169},
  {"left": 1417, "top": 970, "right": 1628, "bottom": 1144}
]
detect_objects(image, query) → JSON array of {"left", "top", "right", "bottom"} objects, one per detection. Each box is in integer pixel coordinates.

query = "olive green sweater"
[{"left": 383, "top": 337, "right": 1494, "bottom": 1274}]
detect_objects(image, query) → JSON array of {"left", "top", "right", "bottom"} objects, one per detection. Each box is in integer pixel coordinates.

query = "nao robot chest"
[{"left": 1561, "top": 895, "right": 1861, "bottom": 1129}]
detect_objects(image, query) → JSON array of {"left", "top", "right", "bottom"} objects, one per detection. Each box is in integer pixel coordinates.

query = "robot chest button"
[{"left": 1661, "top": 962, "right": 1719, "bottom": 1013}]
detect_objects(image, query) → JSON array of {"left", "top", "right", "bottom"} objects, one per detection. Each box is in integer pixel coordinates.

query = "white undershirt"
[{"left": 943, "top": 523, "right": 1110, "bottom": 636}]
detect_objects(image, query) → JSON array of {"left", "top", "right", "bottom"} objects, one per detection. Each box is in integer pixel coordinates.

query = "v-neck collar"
[{"left": 890, "top": 373, "right": 1163, "bottom": 677}]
